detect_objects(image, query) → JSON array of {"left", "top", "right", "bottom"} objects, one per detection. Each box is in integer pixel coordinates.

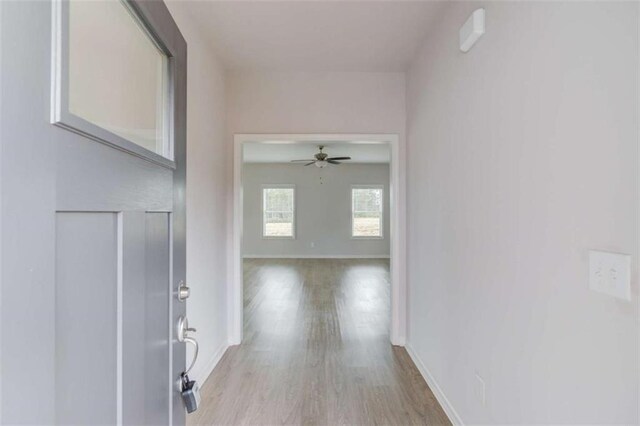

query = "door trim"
[{"left": 231, "top": 133, "right": 407, "bottom": 346}]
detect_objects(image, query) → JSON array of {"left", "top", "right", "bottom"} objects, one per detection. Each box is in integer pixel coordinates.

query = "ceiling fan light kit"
[{"left": 291, "top": 145, "right": 352, "bottom": 168}]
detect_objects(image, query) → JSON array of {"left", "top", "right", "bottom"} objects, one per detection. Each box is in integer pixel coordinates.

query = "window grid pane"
[
  {"left": 263, "top": 188, "right": 294, "bottom": 237},
  {"left": 352, "top": 188, "right": 382, "bottom": 237}
]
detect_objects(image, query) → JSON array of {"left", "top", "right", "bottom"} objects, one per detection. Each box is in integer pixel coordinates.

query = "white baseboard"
[
  {"left": 190, "top": 342, "right": 229, "bottom": 386},
  {"left": 243, "top": 254, "right": 391, "bottom": 259},
  {"left": 391, "top": 334, "right": 407, "bottom": 347},
  {"left": 405, "top": 343, "right": 463, "bottom": 426}
]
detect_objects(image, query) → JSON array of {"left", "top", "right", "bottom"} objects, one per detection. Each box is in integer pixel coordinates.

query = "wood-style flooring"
[{"left": 189, "top": 258, "right": 450, "bottom": 425}]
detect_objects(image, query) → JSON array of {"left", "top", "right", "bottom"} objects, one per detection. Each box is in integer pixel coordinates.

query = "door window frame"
[{"left": 51, "top": 0, "right": 176, "bottom": 169}]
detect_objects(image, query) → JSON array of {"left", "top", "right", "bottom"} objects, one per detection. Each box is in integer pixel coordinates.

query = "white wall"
[
  {"left": 406, "top": 2, "right": 638, "bottom": 424},
  {"left": 227, "top": 71, "right": 405, "bottom": 136},
  {"left": 243, "top": 163, "right": 390, "bottom": 257},
  {"left": 166, "top": 3, "right": 229, "bottom": 384}
]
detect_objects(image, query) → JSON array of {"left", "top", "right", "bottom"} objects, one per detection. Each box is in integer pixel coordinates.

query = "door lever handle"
[
  {"left": 176, "top": 316, "right": 199, "bottom": 377},
  {"left": 176, "top": 316, "right": 196, "bottom": 341},
  {"left": 183, "top": 337, "right": 198, "bottom": 376}
]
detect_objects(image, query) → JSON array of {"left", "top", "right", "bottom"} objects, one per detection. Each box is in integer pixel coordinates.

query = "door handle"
[
  {"left": 176, "top": 316, "right": 198, "bottom": 376},
  {"left": 183, "top": 337, "right": 198, "bottom": 376},
  {"left": 177, "top": 316, "right": 201, "bottom": 414}
]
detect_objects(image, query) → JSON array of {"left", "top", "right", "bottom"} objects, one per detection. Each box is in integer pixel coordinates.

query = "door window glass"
[{"left": 67, "top": 0, "right": 169, "bottom": 157}]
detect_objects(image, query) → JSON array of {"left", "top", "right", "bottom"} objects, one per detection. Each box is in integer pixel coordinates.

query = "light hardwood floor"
[{"left": 189, "top": 258, "right": 450, "bottom": 425}]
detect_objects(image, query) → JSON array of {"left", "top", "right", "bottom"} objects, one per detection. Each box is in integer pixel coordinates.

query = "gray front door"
[{"left": 0, "top": 1, "right": 187, "bottom": 424}]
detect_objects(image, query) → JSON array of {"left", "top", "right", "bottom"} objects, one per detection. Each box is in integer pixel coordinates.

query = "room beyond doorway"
[{"left": 231, "top": 134, "right": 406, "bottom": 346}]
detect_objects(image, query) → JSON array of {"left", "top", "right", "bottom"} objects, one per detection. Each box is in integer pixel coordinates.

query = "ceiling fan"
[{"left": 291, "top": 146, "right": 351, "bottom": 168}]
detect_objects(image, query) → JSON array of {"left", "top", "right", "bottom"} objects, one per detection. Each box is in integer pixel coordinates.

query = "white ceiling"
[
  {"left": 243, "top": 142, "right": 390, "bottom": 163},
  {"left": 177, "top": 1, "right": 448, "bottom": 72}
]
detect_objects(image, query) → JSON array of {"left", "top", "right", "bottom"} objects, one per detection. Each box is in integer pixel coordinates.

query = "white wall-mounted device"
[
  {"left": 588, "top": 250, "right": 631, "bottom": 301},
  {"left": 459, "top": 8, "right": 485, "bottom": 53}
]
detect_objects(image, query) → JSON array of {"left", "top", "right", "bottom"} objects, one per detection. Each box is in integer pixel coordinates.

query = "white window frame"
[
  {"left": 351, "top": 184, "right": 384, "bottom": 239},
  {"left": 262, "top": 184, "right": 296, "bottom": 239},
  {"left": 51, "top": 0, "right": 175, "bottom": 169}
]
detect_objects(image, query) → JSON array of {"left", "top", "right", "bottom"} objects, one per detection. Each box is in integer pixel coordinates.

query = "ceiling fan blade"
[
  {"left": 327, "top": 157, "right": 351, "bottom": 161},
  {"left": 291, "top": 159, "right": 315, "bottom": 162},
  {"left": 304, "top": 161, "right": 315, "bottom": 166},
  {"left": 327, "top": 160, "right": 341, "bottom": 164}
]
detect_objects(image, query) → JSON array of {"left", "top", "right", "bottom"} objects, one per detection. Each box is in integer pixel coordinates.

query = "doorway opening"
[{"left": 230, "top": 134, "right": 406, "bottom": 346}]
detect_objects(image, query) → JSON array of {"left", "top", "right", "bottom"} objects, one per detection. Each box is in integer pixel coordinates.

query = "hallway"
[{"left": 190, "top": 259, "right": 450, "bottom": 425}]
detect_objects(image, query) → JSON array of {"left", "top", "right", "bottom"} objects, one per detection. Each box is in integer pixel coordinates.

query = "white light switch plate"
[{"left": 589, "top": 250, "right": 631, "bottom": 301}]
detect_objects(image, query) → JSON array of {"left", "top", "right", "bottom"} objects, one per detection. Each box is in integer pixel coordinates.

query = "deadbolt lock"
[{"left": 177, "top": 280, "right": 190, "bottom": 301}]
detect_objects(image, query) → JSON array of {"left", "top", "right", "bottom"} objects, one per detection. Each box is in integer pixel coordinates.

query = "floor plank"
[{"left": 189, "top": 258, "right": 451, "bottom": 425}]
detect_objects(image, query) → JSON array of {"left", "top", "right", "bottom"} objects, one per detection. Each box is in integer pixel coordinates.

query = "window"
[
  {"left": 263, "top": 186, "right": 295, "bottom": 238},
  {"left": 352, "top": 186, "right": 383, "bottom": 238},
  {"left": 53, "top": 0, "right": 173, "bottom": 164}
]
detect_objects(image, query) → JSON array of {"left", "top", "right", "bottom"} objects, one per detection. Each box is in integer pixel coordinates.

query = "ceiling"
[
  {"left": 243, "top": 142, "right": 390, "bottom": 163},
  {"left": 177, "top": 1, "right": 448, "bottom": 72}
]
